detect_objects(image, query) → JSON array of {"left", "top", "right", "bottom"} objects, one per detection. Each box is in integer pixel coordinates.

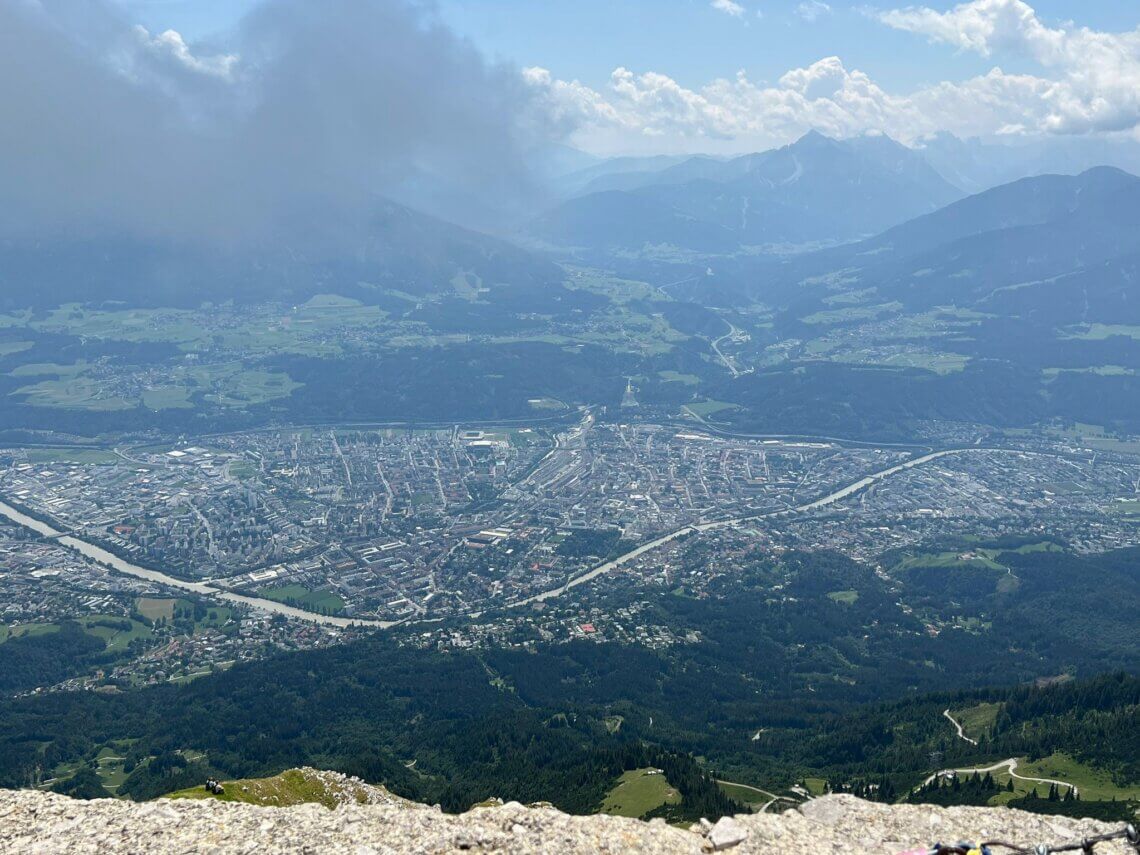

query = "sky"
[
  {"left": 5, "top": 0, "right": 1139, "bottom": 248},
  {"left": 108, "top": 0, "right": 1140, "bottom": 156}
]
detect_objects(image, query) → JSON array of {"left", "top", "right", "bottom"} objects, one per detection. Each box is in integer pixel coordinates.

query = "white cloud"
[
  {"left": 711, "top": 0, "right": 746, "bottom": 17},
  {"left": 522, "top": 2, "right": 1140, "bottom": 155},
  {"left": 796, "top": 1, "right": 832, "bottom": 23},
  {"left": 877, "top": 0, "right": 1140, "bottom": 133},
  {"left": 132, "top": 26, "right": 238, "bottom": 79}
]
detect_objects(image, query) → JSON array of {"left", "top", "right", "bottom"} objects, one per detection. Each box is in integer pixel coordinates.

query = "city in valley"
[{"left": 2, "top": 410, "right": 1137, "bottom": 691}]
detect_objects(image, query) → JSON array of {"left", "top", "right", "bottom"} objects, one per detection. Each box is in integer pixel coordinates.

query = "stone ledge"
[{"left": 1, "top": 790, "right": 1134, "bottom": 854}]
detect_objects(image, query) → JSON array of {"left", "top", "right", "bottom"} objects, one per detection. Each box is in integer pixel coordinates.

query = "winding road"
[
  {"left": 943, "top": 709, "right": 979, "bottom": 746},
  {"left": 715, "top": 779, "right": 797, "bottom": 813},
  {"left": 920, "top": 758, "right": 1078, "bottom": 796}
]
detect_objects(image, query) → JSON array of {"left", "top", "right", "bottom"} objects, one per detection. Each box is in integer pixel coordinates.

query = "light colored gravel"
[{"left": 1, "top": 789, "right": 1135, "bottom": 854}]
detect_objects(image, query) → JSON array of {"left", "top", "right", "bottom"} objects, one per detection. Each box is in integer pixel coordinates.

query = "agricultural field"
[
  {"left": 20, "top": 296, "right": 390, "bottom": 357},
  {"left": 10, "top": 359, "right": 302, "bottom": 413},
  {"left": 563, "top": 267, "right": 662, "bottom": 304}
]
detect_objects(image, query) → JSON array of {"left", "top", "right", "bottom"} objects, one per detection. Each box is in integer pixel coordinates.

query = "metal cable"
[{"left": 926, "top": 824, "right": 1139, "bottom": 855}]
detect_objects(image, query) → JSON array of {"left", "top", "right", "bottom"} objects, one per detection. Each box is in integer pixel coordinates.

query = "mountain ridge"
[{"left": 533, "top": 132, "right": 964, "bottom": 254}]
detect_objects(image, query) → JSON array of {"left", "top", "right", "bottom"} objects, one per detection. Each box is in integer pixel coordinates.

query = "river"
[
  {"left": 3, "top": 446, "right": 1028, "bottom": 624},
  {"left": 0, "top": 500, "right": 393, "bottom": 629}
]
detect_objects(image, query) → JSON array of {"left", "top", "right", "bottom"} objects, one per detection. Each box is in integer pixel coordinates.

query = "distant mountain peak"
[
  {"left": 1077, "top": 164, "right": 1138, "bottom": 182},
  {"left": 791, "top": 129, "right": 839, "bottom": 150}
]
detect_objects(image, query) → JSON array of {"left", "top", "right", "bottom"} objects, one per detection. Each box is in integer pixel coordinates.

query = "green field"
[
  {"left": 94, "top": 744, "right": 133, "bottom": 794},
  {"left": 562, "top": 267, "right": 662, "bottom": 304},
  {"left": 0, "top": 340, "right": 32, "bottom": 356},
  {"left": 1082, "top": 437, "right": 1140, "bottom": 456},
  {"left": 26, "top": 298, "right": 388, "bottom": 358},
  {"left": 803, "top": 777, "right": 829, "bottom": 796},
  {"left": 23, "top": 447, "right": 121, "bottom": 465},
  {"left": 141, "top": 386, "right": 194, "bottom": 410},
  {"left": 1012, "top": 754, "right": 1140, "bottom": 802},
  {"left": 801, "top": 302, "right": 903, "bottom": 326},
  {"left": 598, "top": 768, "right": 681, "bottom": 819},
  {"left": 197, "top": 364, "right": 303, "bottom": 407},
  {"left": 826, "top": 590, "right": 859, "bottom": 605},
  {"left": 893, "top": 550, "right": 1006, "bottom": 573},
  {"left": 986, "top": 754, "right": 1140, "bottom": 805},
  {"left": 527, "top": 397, "right": 568, "bottom": 411},
  {"left": 950, "top": 702, "right": 1002, "bottom": 740},
  {"left": 1065, "top": 324, "right": 1140, "bottom": 341},
  {"left": 81, "top": 616, "right": 153, "bottom": 653},
  {"left": 12, "top": 359, "right": 301, "bottom": 412},
  {"left": 228, "top": 460, "right": 258, "bottom": 479},
  {"left": 1043, "top": 365, "right": 1135, "bottom": 378},
  {"left": 10, "top": 361, "right": 89, "bottom": 378},
  {"left": 873, "top": 350, "right": 970, "bottom": 374},
  {"left": 167, "top": 768, "right": 388, "bottom": 808},
  {"left": 658, "top": 370, "right": 700, "bottom": 386},
  {"left": 684, "top": 400, "right": 739, "bottom": 418},
  {"left": 717, "top": 780, "right": 778, "bottom": 807},
  {"left": 259, "top": 584, "right": 346, "bottom": 614},
  {"left": 0, "top": 623, "right": 60, "bottom": 643},
  {"left": 136, "top": 598, "right": 176, "bottom": 623}
]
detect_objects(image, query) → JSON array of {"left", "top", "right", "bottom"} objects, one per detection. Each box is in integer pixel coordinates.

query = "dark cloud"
[{"left": 0, "top": 0, "right": 561, "bottom": 248}]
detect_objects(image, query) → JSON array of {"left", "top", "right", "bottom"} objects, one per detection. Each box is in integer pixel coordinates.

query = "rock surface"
[{"left": 1, "top": 789, "right": 1136, "bottom": 854}]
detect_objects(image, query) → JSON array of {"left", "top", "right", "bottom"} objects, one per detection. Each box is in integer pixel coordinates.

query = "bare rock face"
[{"left": 1, "top": 789, "right": 1136, "bottom": 854}]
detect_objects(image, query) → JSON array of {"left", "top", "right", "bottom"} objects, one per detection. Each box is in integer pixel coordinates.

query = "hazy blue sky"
[
  {"left": 107, "top": 1, "right": 1140, "bottom": 155},
  {"left": 115, "top": 1, "right": 1137, "bottom": 88},
  {"left": 111, "top": 0, "right": 1140, "bottom": 153}
]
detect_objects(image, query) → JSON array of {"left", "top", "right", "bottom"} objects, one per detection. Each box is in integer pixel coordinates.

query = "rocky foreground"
[{"left": 2, "top": 786, "right": 1137, "bottom": 854}]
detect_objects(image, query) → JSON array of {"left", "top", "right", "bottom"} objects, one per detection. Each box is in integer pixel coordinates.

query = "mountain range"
[
  {"left": 533, "top": 132, "right": 964, "bottom": 254},
  {"left": 0, "top": 201, "right": 560, "bottom": 311},
  {"left": 746, "top": 165, "right": 1140, "bottom": 326}
]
